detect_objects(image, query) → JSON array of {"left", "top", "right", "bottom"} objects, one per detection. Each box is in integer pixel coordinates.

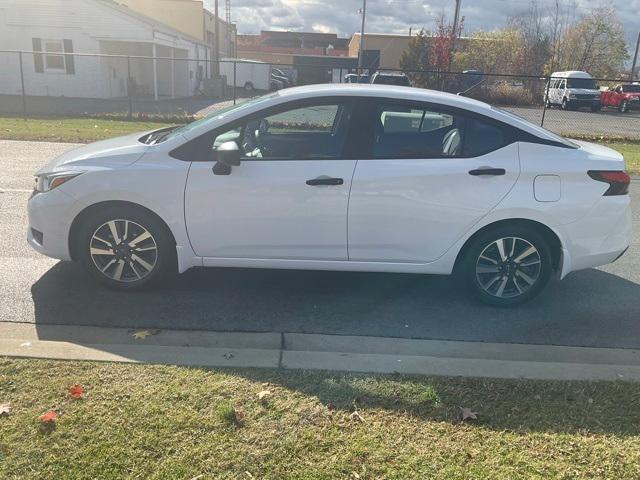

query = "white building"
[{"left": 0, "top": 0, "right": 211, "bottom": 99}]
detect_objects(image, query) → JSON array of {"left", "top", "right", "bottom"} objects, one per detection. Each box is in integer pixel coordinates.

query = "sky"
[{"left": 206, "top": 0, "right": 640, "bottom": 52}]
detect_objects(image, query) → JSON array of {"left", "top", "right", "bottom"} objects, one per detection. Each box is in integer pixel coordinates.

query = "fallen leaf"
[
  {"left": 0, "top": 403, "right": 11, "bottom": 417},
  {"left": 131, "top": 329, "right": 159, "bottom": 340},
  {"left": 461, "top": 407, "right": 478, "bottom": 421},
  {"left": 68, "top": 384, "right": 84, "bottom": 399},
  {"left": 257, "top": 390, "right": 272, "bottom": 402},
  {"left": 234, "top": 408, "right": 245, "bottom": 422},
  {"left": 327, "top": 402, "right": 336, "bottom": 412},
  {"left": 349, "top": 410, "right": 364, "bottom": 422},
  {"left": 40, "top": 410, "right": 58, "bottom": 423},
  {"left": 223, "top": 352, "right": 235, "bottom": 360}
]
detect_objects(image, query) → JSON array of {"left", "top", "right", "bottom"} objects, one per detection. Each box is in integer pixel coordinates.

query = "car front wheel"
[
  {"left": 459, "top": 226, "right": 553, "bottom": 307},
  {"left": 76, "top": 206, "right": 176, "bottom": 290}
]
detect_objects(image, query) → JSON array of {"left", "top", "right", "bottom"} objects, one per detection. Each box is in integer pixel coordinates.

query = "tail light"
[{"left": 587, "top": 170, "right": 630, "bottom": 196}]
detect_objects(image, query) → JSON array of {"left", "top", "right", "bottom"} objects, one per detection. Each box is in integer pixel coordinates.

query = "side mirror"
[{"left": 212, "top": 141, "right": 241, "bottom": 175}]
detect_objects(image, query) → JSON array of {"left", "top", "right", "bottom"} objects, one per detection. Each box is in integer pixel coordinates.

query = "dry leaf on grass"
[
  {"left": 39, "top": 410, "right": 58, "bottom": 423},
  {"left": 461, "top": 407, "right": 478, "bottom": 421},
  {"left": 68, "top": 384, "right": 84, "bottom": 399},
  {"left": 349, "top": 410, "right": 365, "bottom": 422},
  {"left": 234, "top": 408, "right": 246, "bottom": 423},
  {"left": 257, "top": 390, "right": 272, "bottom": 402},
  {"left": 0, "top": 403, "right": 11, "bottom": 417},
  {"left": 131, "top": 329, "right": 160, "bottom": 340}
]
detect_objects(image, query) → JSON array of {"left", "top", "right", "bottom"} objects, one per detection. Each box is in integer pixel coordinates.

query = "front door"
[
  {"left": 347, "top": 99, "right": 521, "bottom": 263},
  {"left": 184, "top": 100, "right": 356, "bottom": 260}
]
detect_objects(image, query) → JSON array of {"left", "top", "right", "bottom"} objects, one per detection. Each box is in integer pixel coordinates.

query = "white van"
[{"left": 545, "top": 71, "right": 601, "bottom": 111}]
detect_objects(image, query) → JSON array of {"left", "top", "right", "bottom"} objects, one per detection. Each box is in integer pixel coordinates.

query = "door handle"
[
  {"left": 468, "top": 168, "right": 506, "bottom": 176},
  {"left": 306, "top": 177, "right": 344, "bottom": 186}
]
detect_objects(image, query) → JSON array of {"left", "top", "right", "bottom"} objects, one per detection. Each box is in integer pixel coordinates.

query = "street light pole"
[{"left": 357, "top": 0, "right": 367, "bottom": 74}]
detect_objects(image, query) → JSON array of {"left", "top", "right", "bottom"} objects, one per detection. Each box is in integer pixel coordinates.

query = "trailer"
[{"left": 219, "top": 58, "right": 272, "bottom": 92}]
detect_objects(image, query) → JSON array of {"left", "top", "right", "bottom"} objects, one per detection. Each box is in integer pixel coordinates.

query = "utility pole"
[
  {"left": 357, "top": 0, "right": 367, "bottom": 73},
  {"left": 213, "top": 0, "right": 220, "bottom": 76},
  {"left": 448, "top": 0, "right": 462, "bottom": 72},
  {"left": 631, "top": 31, "right": 640, "bottom": 82}
]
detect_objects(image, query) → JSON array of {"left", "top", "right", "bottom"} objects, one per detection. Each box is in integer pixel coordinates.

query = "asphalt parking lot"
[{"left": 1, "top": 139, "right": 638, "bottom": 349}]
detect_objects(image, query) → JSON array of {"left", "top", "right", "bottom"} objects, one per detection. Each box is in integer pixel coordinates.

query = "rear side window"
[
  {"left": 365, "top": 100, "right": 510, "bottom": 159},
  {"left": 371, "top": 103, "right": 461, "bottom": 158}
]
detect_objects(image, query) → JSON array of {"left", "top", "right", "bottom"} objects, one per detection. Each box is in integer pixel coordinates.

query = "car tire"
[
  {"left": 76, "top": 205, "right": 176, "bottom": 291},
  {"left": 591, "top": 103, "right": 601, "bottom": 112},
  {"left": 458, "top": 225, "right": 553, "bottom": 307},
  {"left": 244, "top": 81, "right": 254, "bottom": 93},
  {"left": 561, "top": 98, "right": 569, "bottom": 110},
  {"left": 619, "top": 100, "right": 628, "bottom": 113}
]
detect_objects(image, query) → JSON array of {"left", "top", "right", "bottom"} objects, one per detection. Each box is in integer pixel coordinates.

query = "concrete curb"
[{"left": 2, "top": 322, "right": 640, "bottom": 381}]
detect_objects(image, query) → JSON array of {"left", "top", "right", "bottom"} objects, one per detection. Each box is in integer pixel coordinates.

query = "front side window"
[
  {"left": 44, "top": 40, "right": 65, "bottom": 71},
  {"left": 210, "top": 102, "right": 351, "bottom": 160}
]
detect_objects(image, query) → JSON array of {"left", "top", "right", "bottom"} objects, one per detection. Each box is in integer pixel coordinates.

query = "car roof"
[
  {"left": 277, "top": 84, "right": 492, "bottom": 111},
  {"left": 550, "top": 70, "right": 593, "bottom": 79},
  {"left": 179, "top": 84, "right": 568, "bottom": 146}
]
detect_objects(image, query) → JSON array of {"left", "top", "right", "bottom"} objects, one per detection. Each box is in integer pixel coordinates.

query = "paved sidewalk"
[{"left": 3, "top": 322, "right": 640, "bottom": 381}]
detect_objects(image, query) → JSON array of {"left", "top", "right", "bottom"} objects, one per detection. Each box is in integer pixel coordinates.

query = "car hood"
[{"left": 37, "top": 131, "right": 152, "bottom": 174}]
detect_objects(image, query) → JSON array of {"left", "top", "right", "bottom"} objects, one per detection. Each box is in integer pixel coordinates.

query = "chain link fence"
[{"left": 1, "top": 50, "right": 639, "bottom": 140}]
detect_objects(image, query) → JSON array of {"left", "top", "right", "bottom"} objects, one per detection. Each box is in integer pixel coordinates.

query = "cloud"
[{"left": 208, "top": 0, "right": 640, "bottom": 53}]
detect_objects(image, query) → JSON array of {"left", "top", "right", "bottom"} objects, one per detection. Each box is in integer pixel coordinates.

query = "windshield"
[
  {"left": 157, "top": 92, "right": 280, "bottom": 143},
  {"left": 566, "top": 78, "right": 596, "bottom": 89},
  {"left": 491, "top": 106, "right": 578, "bottom": 148},
  {"left": 622, "top": 84, "right": 640, "bottom": 93}
]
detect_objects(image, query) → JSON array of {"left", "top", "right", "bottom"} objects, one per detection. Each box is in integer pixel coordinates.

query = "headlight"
[{"left": 33, "top": 171, "right": 84, "bottom": 194}]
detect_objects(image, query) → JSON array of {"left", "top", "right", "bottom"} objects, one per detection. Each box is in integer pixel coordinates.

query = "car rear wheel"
[
  {"left": 244, "top": 81, "right": 254, "bottom": 92},
  {"left": 459, "top": 225, "right": 553, "bottom": 307},
  {"left": 76, "top": 206, "right": 176, "bottom": 290},
  {"left": 561, "top": 98, "right": 569, "bottom": 110}
]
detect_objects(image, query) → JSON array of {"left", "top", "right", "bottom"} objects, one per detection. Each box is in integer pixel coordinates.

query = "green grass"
[
  {"left": 0, "top": 116, "right": 175, "bottom": 143},
  {"left": 1, "top": 358, "right": 640, "bottom": 479},
  {"left": 603, "top": 141, "right": 640, "bottom": 175},
  {"left": 0, "top": 116, "right": 638, "bottom": 174}
]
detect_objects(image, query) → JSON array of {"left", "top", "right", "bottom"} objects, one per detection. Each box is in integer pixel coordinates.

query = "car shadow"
[
  {"left": 30, "top": 260, "right": 640, "bottom": 348},
  {"left": 27, "top": 261, "right": 640, "bottom": 436}
]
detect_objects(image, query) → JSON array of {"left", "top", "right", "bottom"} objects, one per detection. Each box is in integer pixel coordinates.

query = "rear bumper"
[{"left": 557, "top": 195, "right": 632, "bottom": 278}]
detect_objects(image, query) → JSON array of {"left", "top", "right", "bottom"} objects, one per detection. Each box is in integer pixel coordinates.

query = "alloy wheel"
[
  {"left": 89, "top": 219, "right": 158, "bottom": 283},
  {"left": 475, "top": 237, "right": 542, "bottom": 299}
]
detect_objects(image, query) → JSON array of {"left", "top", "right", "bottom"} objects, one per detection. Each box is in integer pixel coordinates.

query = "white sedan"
[{"left": 27, "top": 84, "right": 632, "bottom": 306}]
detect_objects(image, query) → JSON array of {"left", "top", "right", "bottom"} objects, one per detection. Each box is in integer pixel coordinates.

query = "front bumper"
[
  {"left": 27, "top": 188, "right": 76, "bottom": 261},
  {"left": 568, "top": 98, "right": 600, "bottom": 108}
]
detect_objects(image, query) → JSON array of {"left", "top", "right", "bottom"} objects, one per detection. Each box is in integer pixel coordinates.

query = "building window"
[{"left": 44, "top": 40, "right": 66, "bottom": 71}]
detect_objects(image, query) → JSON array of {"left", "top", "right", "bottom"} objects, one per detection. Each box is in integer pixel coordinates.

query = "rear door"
[{"left": 347, "top": 98, "right": 521, "bottom": 263}]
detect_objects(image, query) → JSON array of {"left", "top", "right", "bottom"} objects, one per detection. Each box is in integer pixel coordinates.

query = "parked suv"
[
  {"left": 370, "top": 71, "right": 411, "bottom": 86},
  {"left": 546, "top": 71, "right": 601, "bottom": 111},
  {"left": 600, "top": 83, "right": 640, "bottom": 113}
]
